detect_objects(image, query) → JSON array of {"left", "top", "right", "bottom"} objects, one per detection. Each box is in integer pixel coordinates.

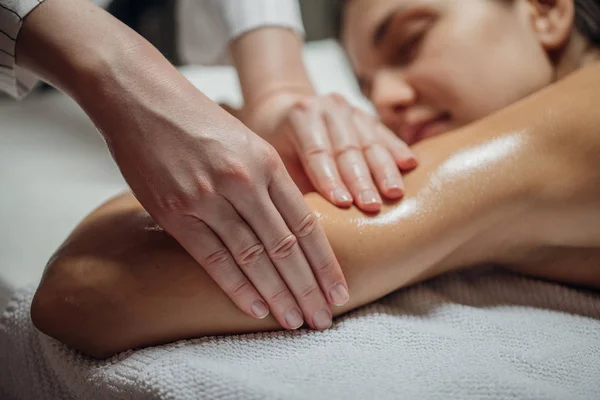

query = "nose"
[{"left": 371, "top": 69, "right": 416, "bottom": 123}]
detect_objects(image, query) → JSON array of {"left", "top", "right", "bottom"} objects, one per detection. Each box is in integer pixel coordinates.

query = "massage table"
[{"left": 1, "top": 40, "right": 599, "bottom": 400}]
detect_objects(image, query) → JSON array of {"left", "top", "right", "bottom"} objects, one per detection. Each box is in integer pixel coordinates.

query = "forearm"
[
  {"left": 17, "top": 0, "right": 141, "bottom": 101},
  {"left": 29, "top": 125, "right": 537, "bottom": 359},
  {"left": 16, "top": 0, "right": 220, "bottom": 143},
  {"left": 31, "top": 193, "right": 362, "bottom": 359},
  {"left": 502, "top": 247, "right": 600, "bottom": 290}
]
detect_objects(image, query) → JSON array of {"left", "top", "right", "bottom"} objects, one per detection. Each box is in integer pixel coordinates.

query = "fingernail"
[
  {"left": 358, "top": 190, "right": 381, "bottom": 206},
  {"left": 285, "top": 307, "right": 304, "bottom": 329},
  {"left": 251, "top": 300, "right": 269, "bottom": 319},
  {"left": 404, "top": 156, "right": 418, "bottom": 168},
  {"left": 312, "top": 308, "right": 332, "bottom": 330},
  {"left": 329, "top": 282, "right": 349, "bottom": 306},
  {"left": 331, "top": 188, "right": 352, "bottom": 204},
  {"left": 383, "top": 179, "right": 404, "bottom": 196}
]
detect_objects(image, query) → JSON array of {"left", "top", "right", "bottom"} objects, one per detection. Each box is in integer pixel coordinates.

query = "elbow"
[{"left": 30, "top": 257, "right": 124, "bottom": 359}]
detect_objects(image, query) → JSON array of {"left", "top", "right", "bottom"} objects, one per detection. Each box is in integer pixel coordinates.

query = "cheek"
[{"left": 407, "top": 14, "right": 554, "bottom": 126}]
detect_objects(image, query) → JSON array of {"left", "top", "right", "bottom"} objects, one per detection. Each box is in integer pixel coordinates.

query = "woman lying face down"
[{"left": 31, "top": 0, "right": 600, "bottom": 359}]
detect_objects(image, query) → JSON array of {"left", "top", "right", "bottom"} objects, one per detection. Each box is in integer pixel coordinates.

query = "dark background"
[{"left": 106, "top": 0, "right": 341, "bottom": 65}]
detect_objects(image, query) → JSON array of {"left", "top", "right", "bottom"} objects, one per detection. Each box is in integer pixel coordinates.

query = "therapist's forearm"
[
  {"left": 230, "top": 27, "right": 314, "bottom": 134},
  {"left": 16, "top": 0, "right": 140, "bottom": 99},
  {"left": 15, "top": 0, "right": 215, "bottom": 131}
]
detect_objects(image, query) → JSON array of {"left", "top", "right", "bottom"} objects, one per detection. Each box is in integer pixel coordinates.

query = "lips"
[{"left": 400, "top": 112, "right": 451, "bottom": 145}]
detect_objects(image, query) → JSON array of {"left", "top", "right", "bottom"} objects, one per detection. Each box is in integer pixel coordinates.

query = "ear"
[{"left": 527, "top": 0, "right": 574, "bottom": 50}]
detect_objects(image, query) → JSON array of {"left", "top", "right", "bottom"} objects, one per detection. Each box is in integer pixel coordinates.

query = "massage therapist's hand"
[
  {"left": 245, "top": 93, "right": 418, "bottom": 212},
  {"left": 15, "top": 0, "right": 348, "bottom": 330},
  {"left": 230, "top": 27, "right": 417, "bottom": 212}
]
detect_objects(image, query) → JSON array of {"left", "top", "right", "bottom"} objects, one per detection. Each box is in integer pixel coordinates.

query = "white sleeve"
[
  {"left": 0, "top": 0, "right": 45, "bottom": 99},
  {"left": 177, "top": 0, "right": 305, "bottom": 66}
]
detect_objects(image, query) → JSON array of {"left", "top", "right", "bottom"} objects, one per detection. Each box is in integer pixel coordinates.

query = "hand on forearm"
[
  {"left": 30, "top": 193, "right": 368, "bottom": 359},
  {"left": 29, "top": 120, "right": 537, "bottom": 359},
  {"left": 17, "top": 0, "right": 350, "bottom": 332},
  {"left": 231, "top": 27, "right": 417, "bottom": 211}
]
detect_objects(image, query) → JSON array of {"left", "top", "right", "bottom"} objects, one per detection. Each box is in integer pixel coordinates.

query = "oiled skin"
[{"left": 31, "top": 64, "right": 600, "bottom": 359}]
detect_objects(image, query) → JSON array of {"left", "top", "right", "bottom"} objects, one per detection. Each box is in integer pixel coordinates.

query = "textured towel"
[{"left": 2, "top": 267, "right": 600, "bottom": 400}]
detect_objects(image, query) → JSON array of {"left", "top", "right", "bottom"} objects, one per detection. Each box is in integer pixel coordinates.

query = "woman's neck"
[{"left": 555, "top": 32, "right": 600, "bottom": 80}]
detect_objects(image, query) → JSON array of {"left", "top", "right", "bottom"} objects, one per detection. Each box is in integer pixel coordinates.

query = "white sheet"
[{"left": 2, "top": 268, "right": 600, "bottom": 399}]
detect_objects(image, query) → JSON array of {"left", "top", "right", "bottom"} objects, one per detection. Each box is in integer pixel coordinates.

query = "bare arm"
[{"left": 31, "top": 64, "right": 600, "bottom": 359}]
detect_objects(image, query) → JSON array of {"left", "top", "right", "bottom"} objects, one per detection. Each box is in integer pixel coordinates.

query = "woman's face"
[{"left": 343, "top": 0, "right": 556, "bottom": 145}]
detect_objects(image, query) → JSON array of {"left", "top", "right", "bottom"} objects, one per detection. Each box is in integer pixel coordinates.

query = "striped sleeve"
[
  {"left": 0, "top": 0, "right": 45, "bottom": 100},
  {"left": 178, "top": 0, "right": 305, "bottom": 65}
]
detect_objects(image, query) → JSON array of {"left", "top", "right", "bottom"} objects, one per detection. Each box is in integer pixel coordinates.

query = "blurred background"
[
  {"left": 15, "top": 0, "right": 346, "bottom": 96},
  {"left": 106, "top": 0, "right": 342, "bottom": 65}
]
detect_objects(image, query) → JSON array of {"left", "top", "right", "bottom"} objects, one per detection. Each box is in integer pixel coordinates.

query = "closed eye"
[{"left": 391, "top": 28, "right": 427, "bottom": 66}]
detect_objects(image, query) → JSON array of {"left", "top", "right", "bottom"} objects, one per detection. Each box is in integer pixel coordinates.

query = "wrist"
[
  {"left": 243, "top": 87, "right": 313, "bottom": 136},
  {"left": 230, "top": 26, "right": 315, "bottom": 135}
]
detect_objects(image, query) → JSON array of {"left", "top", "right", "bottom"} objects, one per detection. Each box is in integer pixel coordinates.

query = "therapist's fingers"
[
  {"left": 287, "top": 100, "right": 353, "bottom": 207},
  {"left": 352, "top": 112, "right": 405, "bottom": 198},
  {"left": 232, "top": 184, "right": 338, "bottom": 331},
  {"left": 165, "top": 215, "right": 271, "bottom": 321},
  {"left": 322, "top": 94, "right": 382, "bottom": 212},
  {"left": 199, "top": 197, "right": 306, "bottom": 330},
  {"left": 377, "top": 122, "right": 419, "bottom": 170},
  {"left": 267, "top": 165, "right": 350, "bottom": 313}
]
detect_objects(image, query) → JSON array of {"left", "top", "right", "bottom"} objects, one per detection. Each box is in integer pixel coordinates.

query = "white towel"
[{"left": 2, "top": 267, "right": 600, "bottom": 400}]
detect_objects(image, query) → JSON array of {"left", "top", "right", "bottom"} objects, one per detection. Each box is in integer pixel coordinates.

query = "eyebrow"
[{"left": 372, "top": 5, "right": 429, "bottom": 48}]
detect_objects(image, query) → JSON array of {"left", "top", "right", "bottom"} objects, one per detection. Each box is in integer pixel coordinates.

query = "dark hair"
[
  {"left": 574, "top": 0, "right": 600, "bottom": 46},
  {"left": 334, "top": 0, "right": 600, "bottom": 47},
  {"left": 332, "top": 0, "right": 348, "bottom": 40}
]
